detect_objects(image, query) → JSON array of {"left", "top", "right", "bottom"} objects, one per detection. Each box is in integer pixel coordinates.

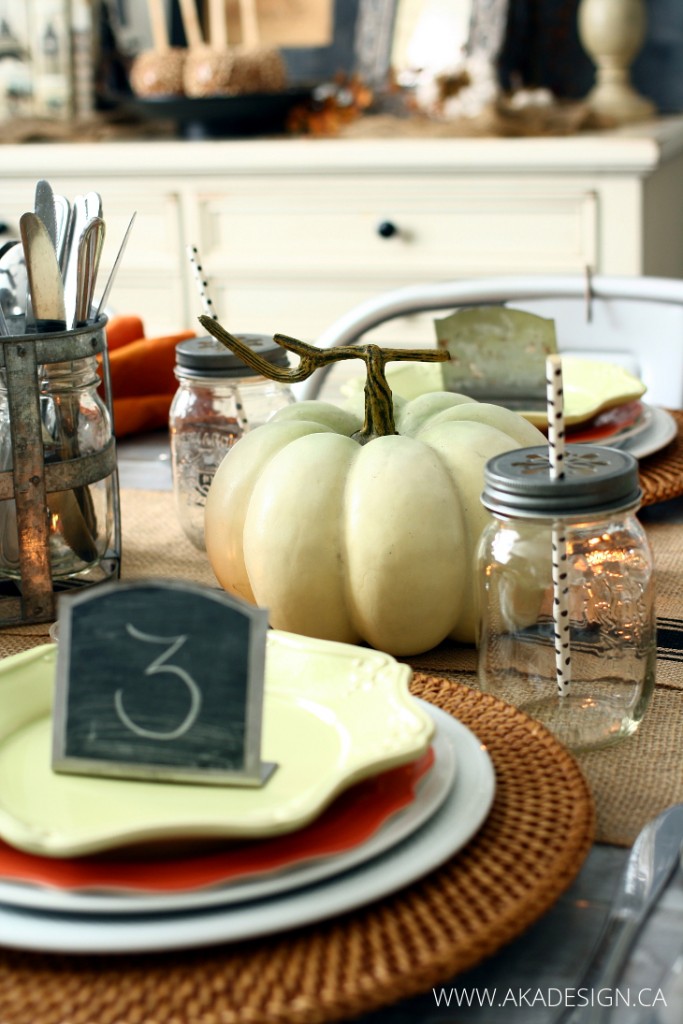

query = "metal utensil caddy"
[{"left": 0, "top": 318, "right": 121, "bottom": 625}]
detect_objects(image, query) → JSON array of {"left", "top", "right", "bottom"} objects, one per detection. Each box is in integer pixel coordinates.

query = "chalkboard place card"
[{"left": 52, "top": 580, "right": 275, "bottom": 787}]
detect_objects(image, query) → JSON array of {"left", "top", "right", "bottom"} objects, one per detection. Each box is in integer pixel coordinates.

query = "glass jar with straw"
[
  {"left": 475, "top": 355, "right": 655, "bottom": 751},
  {"left": 171, "top": 245, "right": 295, "bottom": 550},
  {"left": 169, "top": 333, "right": 295, "bottom": 550}
]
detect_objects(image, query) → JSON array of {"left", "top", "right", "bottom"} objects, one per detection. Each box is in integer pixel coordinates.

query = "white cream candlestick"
[{"left": 578, "top": 0, "right": 655, "bottom": 124}]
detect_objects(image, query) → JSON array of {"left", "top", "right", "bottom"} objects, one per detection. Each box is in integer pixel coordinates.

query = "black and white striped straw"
[
  {"left": 186, "top": 245, "right": 250, "bottom": 433},
  {"left": 187, "top": 244, "right": 218, "bottom": 320},
  {"left": 546, "top": 354, "right": 571, "bottom": 697}
]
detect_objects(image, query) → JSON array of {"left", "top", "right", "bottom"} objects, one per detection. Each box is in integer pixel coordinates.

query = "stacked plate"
[
  {"left": 520, "top": 357, "right": 677, "bottom": 457},
  {"left": 0, "top": 633, "right": 495, "bottom": 955}
]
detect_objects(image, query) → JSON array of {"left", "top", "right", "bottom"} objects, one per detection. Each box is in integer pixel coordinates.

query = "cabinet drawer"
[{"left": 197, "top": 177, "right": 598, "bottom": 281}]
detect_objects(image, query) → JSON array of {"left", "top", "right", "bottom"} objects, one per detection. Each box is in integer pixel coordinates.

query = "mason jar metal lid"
[
  {"left": 482, "top": 444, "right": 642, "bottom": 517},
  {"left": 175, "top": 334, "right": 290, "bottom": 378}
]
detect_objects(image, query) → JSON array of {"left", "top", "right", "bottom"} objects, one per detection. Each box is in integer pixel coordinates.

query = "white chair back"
[{"left": 296, "top": 275, "right": 683, "bottom": 408}]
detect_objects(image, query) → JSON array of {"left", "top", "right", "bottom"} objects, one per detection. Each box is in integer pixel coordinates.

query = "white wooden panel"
[
  {"left": 91, "top": 189, "right": 182, "bottom": 275},
  {"left": 104, "top": 271, "right": 187, "bottom": 334},
  {"left": 206, "top": 278, "right": 446, "bottom": 344},
  {"left": 594, "top": 179, "right": 643, "bottom": 275},
  {"left": 196, "top": 179, "right": 599, "bottom": 281}
]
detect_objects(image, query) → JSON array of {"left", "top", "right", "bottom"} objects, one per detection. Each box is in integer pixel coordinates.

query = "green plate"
[{"left": 0, "top": 633, "right": 433, "bottom": 857}]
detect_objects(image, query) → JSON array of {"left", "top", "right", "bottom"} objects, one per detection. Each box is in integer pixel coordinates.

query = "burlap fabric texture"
[{"left": 0, "top": 483, "right": 680, "bottom": 848}]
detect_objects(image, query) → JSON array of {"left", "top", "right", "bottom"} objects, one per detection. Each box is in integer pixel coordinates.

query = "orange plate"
[
  {"left": 564, "top": 400, "right": 644, "bottom": 444},
  {"left": 0, "top": 749, "right": 434, "bottom": 893}
]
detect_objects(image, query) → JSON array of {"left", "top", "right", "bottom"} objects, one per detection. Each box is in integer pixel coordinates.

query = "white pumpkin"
[{"left": 204, "top": 391, "right": 544, "bottom": 656}]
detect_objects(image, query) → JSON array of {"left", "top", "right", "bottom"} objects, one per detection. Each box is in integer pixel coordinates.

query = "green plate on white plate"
[
  {"left": 522, "top": 357, "right": 647, "bottom": 427},
  {"left": 0, "top": 632, "right": 433, "bottom": 857}
]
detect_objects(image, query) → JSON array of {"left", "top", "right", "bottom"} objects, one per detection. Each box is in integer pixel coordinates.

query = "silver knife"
[
  {"left": 53, "top": 194, "right": 71, "bottom": 268},
  {"left": 560, "top": 803, "right": 683, "bottom": 1024},
  {"left": 19, "top": 212, "right": 66, "bottom": 328},
  {"left": 34, "top": 179, "right": 57, "bottom": 251}
]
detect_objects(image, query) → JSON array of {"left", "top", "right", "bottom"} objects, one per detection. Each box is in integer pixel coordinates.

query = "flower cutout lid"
[
  {"left": 176, "top": 334, "right": 290, "bottom": 378},
  {"left": 481, "top": 444, "right": 641, "bottom": 517}
]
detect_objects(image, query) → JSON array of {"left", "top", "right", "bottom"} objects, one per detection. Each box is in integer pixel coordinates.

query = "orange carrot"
[{"left": 105, "top": 315, "right": 146, "bottom": 351}]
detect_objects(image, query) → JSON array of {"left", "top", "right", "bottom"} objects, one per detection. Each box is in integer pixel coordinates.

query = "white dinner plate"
[
  {"left": 0, "top": 703, "right": 457, "bottom": 916},
  {"left": 619, "top": 406, "right": 678, "bottom": 460},
  {"left": 0, "top": 704, "right": 495, "bottom": 954}
]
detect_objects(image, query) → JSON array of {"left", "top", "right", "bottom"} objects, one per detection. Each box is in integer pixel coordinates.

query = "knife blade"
[
  {"left": 34, "top": 179, "right": 57, "bottom": 251},
  {"left": 53, "top": 194, "right": 70, "bottom": 268},
  {"left": 19, "top": 212, "right": 66, "bottom": 328},
  {"left": 560, "top": 803, "right": 683, "bottom": 1024}
]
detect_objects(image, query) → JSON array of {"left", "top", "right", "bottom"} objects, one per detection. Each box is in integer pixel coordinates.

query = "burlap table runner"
[{"left": 1, "top": 487, "right": 680, "bottom": 847}]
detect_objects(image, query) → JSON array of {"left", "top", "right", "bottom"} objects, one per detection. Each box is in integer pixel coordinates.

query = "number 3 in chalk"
[{"left": 114, "top": 625, "right": 202, "bottom": 741}]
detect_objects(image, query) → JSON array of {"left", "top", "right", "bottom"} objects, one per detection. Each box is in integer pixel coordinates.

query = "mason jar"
[
  {"left": 169, "top": 333, "right": 295, "bottom": 550},
  {"left": 0, "top": 354, "right": 115, "bottom": 580},
  {"left": 476, "top": 445, "right": 656, "bottom": 751}
]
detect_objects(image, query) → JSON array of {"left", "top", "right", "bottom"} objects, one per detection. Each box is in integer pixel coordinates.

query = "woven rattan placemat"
[
  {"left": 639, "top": 408, "right": 683, "bottom": 505},
  {"left": 0, "top": 678, "right": 594, "bottom": 1024}
]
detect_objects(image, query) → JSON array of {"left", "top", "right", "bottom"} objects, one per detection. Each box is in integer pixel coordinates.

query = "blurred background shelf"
[
  {"left": 111, "top": 87, "right": 313, "bottom": 139},
  {"left": 3, "top": 119, "right": 683, "bottom": 342}
]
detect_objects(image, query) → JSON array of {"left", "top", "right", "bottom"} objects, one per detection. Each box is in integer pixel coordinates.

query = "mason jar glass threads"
[{"left": 476, "top": 444, "right": 656, "bottom": 752}]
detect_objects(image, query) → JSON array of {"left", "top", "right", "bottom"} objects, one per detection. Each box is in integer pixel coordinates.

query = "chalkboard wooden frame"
[{"left": 52, "top": 579, "right": 274, "bottom": 787}]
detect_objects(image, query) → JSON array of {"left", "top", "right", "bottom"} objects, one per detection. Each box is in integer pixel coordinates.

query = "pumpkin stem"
[
  {"left": 355, "top": 344, "right": 396, "bottom": 442},
  {"left": 198, "top": 315, "right": 449, "bottom": 443}
]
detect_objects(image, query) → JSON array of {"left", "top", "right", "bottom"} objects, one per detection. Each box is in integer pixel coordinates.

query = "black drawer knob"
[{"left": 377, "top": 220, "right": 398, "bottom": 239}]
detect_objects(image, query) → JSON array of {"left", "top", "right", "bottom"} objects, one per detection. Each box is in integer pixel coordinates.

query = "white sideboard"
[{"left": 2, "top": 116, "right": 683, "bottom": 342}]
